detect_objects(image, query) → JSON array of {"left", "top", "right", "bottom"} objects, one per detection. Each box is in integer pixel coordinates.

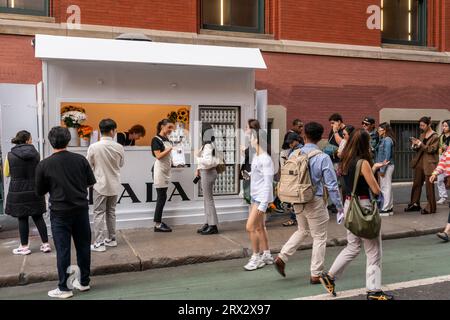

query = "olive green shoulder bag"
[{"left": 344, "top": 159, "right": 381, "bottom": 239}]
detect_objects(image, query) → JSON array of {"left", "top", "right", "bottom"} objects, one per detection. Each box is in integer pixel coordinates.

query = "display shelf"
[{"left": 199, "top": 106, "right": 240, "bottom": 196}]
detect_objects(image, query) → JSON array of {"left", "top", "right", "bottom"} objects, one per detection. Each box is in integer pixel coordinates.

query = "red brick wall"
[
  {"left": 256, "top": 52, "right": 450, "bottom": 131},
  {"left": 278, "top": 0, "right": 381, "bottom": 46},
  {"left": 52, "top": 0, "right": 198, "bottom": 33},
  {"left": 0, "top": 35, "right": 41, "bottom": 84},
  {"left": 445, "top": 0, "right": 450, "bottom": 51}
]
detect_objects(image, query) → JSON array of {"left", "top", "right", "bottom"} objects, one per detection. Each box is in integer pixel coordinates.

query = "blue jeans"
[{"left": 50, "top": 207, "right": 91, "bottom": 291}]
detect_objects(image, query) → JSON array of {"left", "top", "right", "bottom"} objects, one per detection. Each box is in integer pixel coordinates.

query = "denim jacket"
[{"left": 376, "top": 136, "right": 394, "bottom": 173}]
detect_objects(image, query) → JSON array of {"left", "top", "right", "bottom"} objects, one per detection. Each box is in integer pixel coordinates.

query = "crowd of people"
[{"left": 2, "top": 113, "right": 449, "bottom": 300}]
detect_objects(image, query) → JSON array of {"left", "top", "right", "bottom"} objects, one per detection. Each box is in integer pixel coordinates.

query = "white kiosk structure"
[{"left": 0, "top": 35, "right": 268, "bottom": 229}]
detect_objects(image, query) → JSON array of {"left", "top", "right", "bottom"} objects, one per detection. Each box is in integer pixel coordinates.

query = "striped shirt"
[{"left": 433, "top": 146, "right": 450, "bottom": 176}]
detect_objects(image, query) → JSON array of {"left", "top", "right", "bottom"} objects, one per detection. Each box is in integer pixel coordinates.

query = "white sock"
[{"left": 263, "top": 250, "right": 271, "bottom": 255}]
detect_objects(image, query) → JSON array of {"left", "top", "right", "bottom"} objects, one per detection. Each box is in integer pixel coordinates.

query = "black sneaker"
[
  {"left": 197, "top": 224, "right": 209, "bottom": 233},
  {"left": 154, "top": 222, "right": 172, "bottom": 233},
  {"left": 367, "top": 291, "right": 394, "bottom": 300},
  {"left": 319, "top": 272, "right": 336, "bottom": 297},
  {"left": 200, "top": 225, "right": 219, "bottom": 235},
  {"left": 404, "top": 203, "right": 421, "bottom": 212},
  {"left": 327, "top": 204, "right": 338, "bottom": 214}
]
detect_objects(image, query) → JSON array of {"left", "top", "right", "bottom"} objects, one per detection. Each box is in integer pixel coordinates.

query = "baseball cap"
[{"left": 362, "top": 117, "right": 376, "bottom": 125}]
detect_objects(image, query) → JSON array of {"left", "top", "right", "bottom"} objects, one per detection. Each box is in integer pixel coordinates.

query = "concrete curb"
[{"left": 0, "top": 225, "right": 442, "bottom": 288}]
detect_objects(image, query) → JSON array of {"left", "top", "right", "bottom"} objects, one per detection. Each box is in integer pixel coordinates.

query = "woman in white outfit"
[
  {"left": 196, "top": 123, "right": 219, "bottom": 235},
  {"left": 151, "top": 119, "right": 175, "bottom": 233},
  {"left": 244, "top": 129, "right": 275, "bottom": 271}
]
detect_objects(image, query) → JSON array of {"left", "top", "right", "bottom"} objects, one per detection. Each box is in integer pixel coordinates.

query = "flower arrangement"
[
  {"left": 167, "top": 111, "right": 178, "bottom": 123},
  {"left": 167, "top": 107, "right": 190, "bottom": 126},
  {"left": 61, "top": 105, "right": 87, "bottom": 128},
  {"left": 78, "top": 125, "right": 93, "bottom": 140},
  {"left": 177, "top": 107, "right": 189, "bottom": 125}
]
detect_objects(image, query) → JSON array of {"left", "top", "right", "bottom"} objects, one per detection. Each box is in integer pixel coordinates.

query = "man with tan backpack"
[{"left": 274, "top": 122, "right": 344, "bottom": 284}]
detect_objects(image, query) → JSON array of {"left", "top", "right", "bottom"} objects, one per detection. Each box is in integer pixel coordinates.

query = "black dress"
[{"left": 5, "top": 144, "right": 46, "bottom": 218}]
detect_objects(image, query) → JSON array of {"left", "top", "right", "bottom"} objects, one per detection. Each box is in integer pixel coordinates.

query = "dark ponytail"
[
  {"left": 156, "top": 118, "right": 174, "bottom": 134},
  {"left": 201, "top": 123, "right": 216, "bottom": 156},
  {"left": 11, "top": 130, "right": 31, "bottom": 145}
]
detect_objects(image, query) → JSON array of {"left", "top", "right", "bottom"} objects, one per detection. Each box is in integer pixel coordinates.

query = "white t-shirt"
[{"left": 250, "top": 152, "right": 274, "bottom": 212}]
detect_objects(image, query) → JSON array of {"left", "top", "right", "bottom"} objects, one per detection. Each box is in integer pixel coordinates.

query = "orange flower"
[{"left": 78, "top": 125, "right": 93, "bottom": 139}]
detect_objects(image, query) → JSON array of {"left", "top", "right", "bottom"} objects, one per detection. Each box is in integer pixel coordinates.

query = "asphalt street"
[{"left": 0, "top": 234, "right": 448, "bottom": 300}]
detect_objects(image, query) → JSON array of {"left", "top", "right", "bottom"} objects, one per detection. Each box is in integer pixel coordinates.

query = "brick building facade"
[{"left": 1, "top": 0, "right": 450, "bottom": 180}]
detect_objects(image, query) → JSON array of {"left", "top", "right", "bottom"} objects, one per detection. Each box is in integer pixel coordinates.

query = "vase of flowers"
[
  {"left": 61, "top": 106, "right": 87, "bottom": 147},
  {"left": 78, "top": 125, "right": 93, "bottom": 147}
]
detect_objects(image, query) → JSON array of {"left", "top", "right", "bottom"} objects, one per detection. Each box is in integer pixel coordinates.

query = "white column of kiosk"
[{"left": 34, "top": 34, "right": 267, "bottom": 229}]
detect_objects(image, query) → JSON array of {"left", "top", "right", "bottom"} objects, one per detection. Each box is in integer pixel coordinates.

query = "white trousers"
[
  {"left": 379, "top": 165, "right": 394, "bottom": 211},
  {"left": 437, "top": 173, "right": 448, "bottom": 199}
]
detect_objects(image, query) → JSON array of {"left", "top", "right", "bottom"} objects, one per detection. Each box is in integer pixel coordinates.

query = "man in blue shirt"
[{"left": 274, "top": 122, "right": 344, "bottom": 285}]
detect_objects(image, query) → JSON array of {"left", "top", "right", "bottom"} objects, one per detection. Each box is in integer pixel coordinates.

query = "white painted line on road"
[{"left": 294, "top": 274, "right": 450, "bottom": 300}]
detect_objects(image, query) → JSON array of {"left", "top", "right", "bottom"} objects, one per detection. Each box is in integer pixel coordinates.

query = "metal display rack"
[{"left": 199, "top": 106, "right": 240, "bottom": 196}]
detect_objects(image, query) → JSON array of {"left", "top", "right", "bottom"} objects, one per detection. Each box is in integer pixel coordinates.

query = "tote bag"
[{"left": 344, "top": 159, "right": 381, "bottom": 239}]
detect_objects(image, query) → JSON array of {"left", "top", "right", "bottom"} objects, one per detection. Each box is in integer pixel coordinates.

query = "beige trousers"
[
  {"left": 93, "top": 190, "right": 118, "bottom": 244},
  {"left": 329, "top": 199, "right": 383, "bottom": 292},
  {"left": 279, "top": 196, "right": 329, "bottom": 276}
]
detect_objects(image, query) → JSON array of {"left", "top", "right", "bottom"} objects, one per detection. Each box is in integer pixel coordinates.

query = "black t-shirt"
[
  {"left": 443, "top": 135, "right": 450, "bottom": 147},
  {"left": 151, "top": 135, "right": 170, "bottom": 157},
  {"left": 35, "top": 151, "right": 96, "bottom": 212},
  {"left": 117, "top": 132, "right": 135, "bottom": 146},
  {"left": 343, "top": 158, "right": 370, "bottom": 197}
]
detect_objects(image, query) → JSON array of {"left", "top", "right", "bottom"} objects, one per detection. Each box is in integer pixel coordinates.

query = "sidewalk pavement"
[{"left": 0, "top": 203, "right": 448, "bottom": 288}]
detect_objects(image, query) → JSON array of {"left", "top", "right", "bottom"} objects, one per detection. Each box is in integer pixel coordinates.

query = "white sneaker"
[
  {"left": 40, "top": 243, "right": 52, "bottom": 253},
  {"left": 104, "top": 238, "right": 117, "bottom": 247},
  {"left": 244, "top": 254, "right": 265, "bottom": 271},
  {"left": 437, "top": 198, "right": 448, "bottom": 205},
  {"left": 261, "top": 252, "right": 274, "bottom": 265},
  {"left": 12, "top": 246, "right": 31, "bottom": 255},
  {"left": 72, "top": 278, "right": 91, "bottom": 292},
  {"left": 48, "top": 288, "right": 73, "bottom": 299},
  {"left": 91, "top": 242, "right": 106, "bottom": 252}
]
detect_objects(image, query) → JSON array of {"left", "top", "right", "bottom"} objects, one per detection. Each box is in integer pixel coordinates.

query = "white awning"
[{"left": 34, "top": 34, "right": 267, "bottom": 70}]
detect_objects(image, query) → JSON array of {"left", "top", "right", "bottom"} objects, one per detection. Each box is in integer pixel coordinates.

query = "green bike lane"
[{"left": 0, "top": 234, "right": 448, "bottom": 300}]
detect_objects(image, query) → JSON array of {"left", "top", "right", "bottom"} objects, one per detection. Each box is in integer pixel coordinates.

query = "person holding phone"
[
  {"left": 405, "top": 117, "right": 439, "bottom": 215},
  {"left": 151, "top": 119, "right": 175, "bottom": 232},
  {"left": 195, "top": 123, "right": 219, "bottom": 235}
]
